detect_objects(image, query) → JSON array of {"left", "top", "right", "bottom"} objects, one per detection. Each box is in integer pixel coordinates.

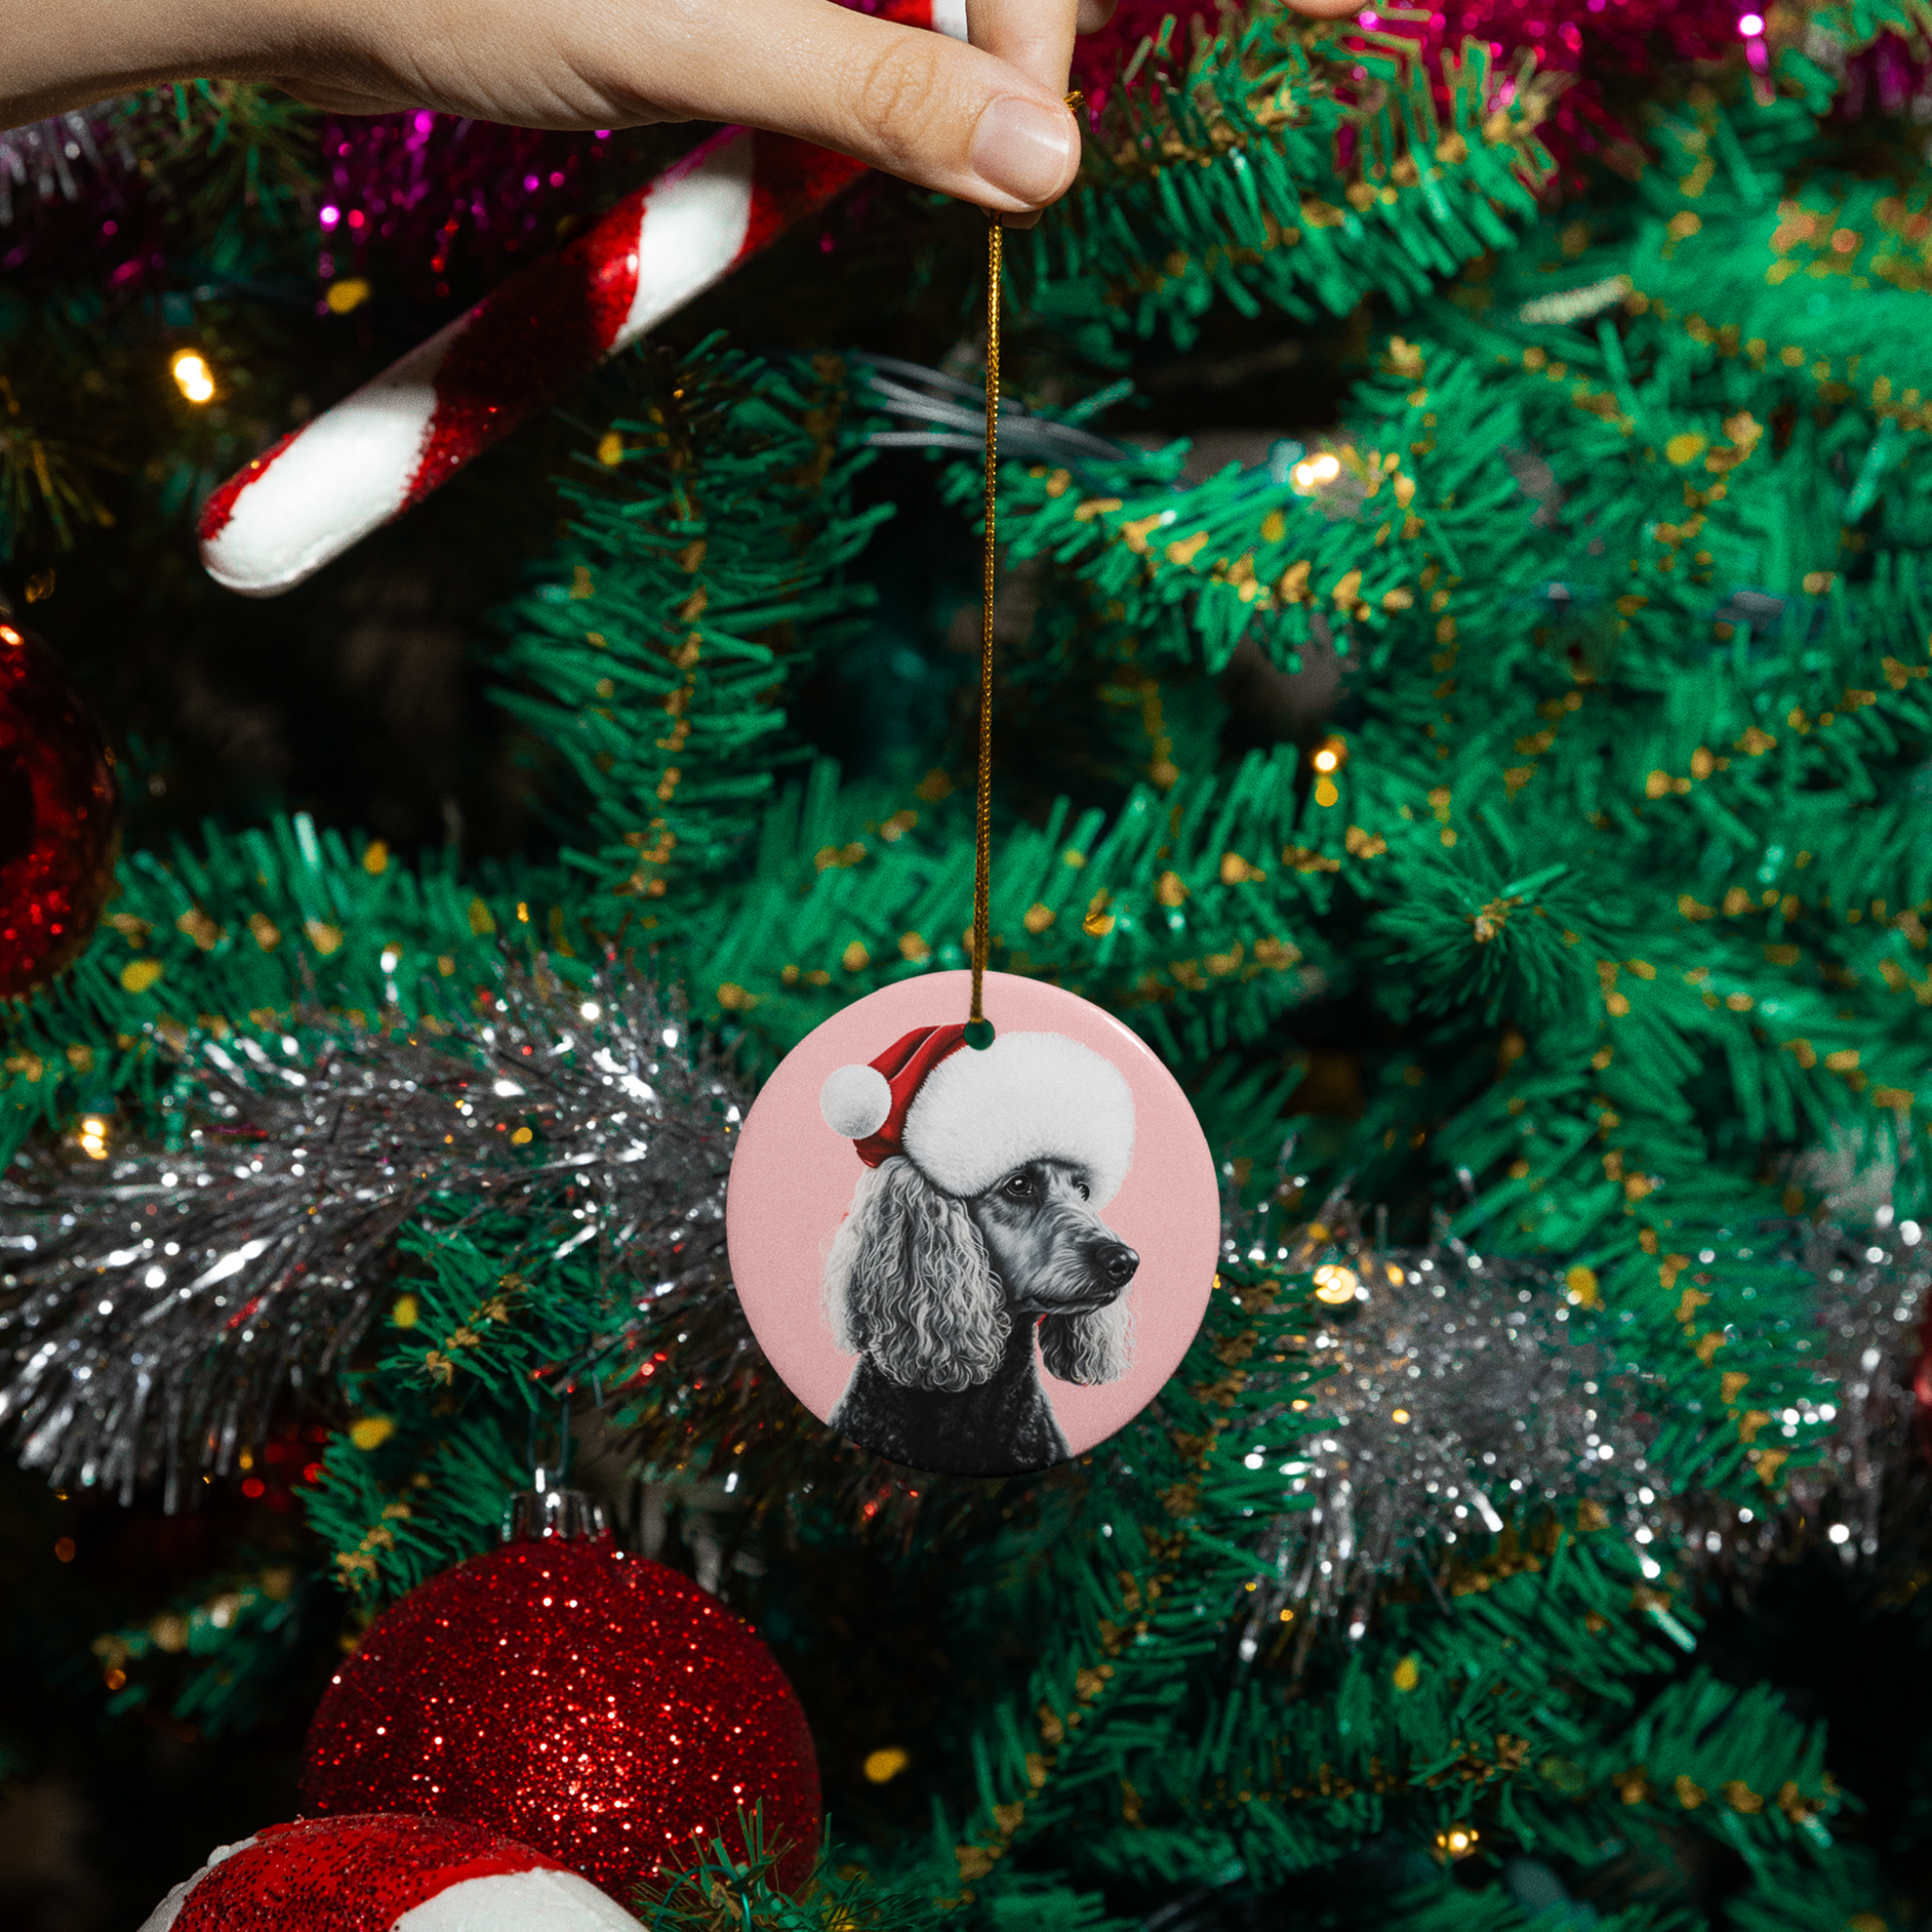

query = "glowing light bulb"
[
  {"left": 1293, "top": 462, "right": 1315, "bottom": 487},
  {"left": 1312, "top": 1263, "right": 1359, "bottom": 1305},
  {"left": 1313, "top": 748, "right": 1338, "bottom": 772},
  {"left": 1738, "top": 11, "right": 1764, "bottom": 31},
  {"left": 1311, "top": 452, "right": 1341, "bottom": 483},
  {"left": 0, "top": 624, "right": 20, "bottom": 647},
  {"left": 1436, "top": 1826, "right": 1479, "bottom": 1860},
  {"left": 171, "top": 350, "right": 215, "bottom": 404},
  {"left": 77, "top": 1115, "right": 110, "bottom": 1161}
]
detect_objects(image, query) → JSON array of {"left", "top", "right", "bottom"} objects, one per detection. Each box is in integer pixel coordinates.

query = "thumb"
[{"left": 671, "top": 0, "right": 1082, "bottom": 213}]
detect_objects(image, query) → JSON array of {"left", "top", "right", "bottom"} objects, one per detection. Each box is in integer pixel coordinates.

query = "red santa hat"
[
  {"left": 819, "top": 1026, "right": 1136, "bottom": 1207},
  {"left": 139, "top": 1813, "right": 637, "bottom": 1932}
]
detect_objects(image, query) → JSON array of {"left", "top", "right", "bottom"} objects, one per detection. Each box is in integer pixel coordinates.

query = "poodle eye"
[{"left": 1002, "top": 1171, "right": 1035, "bottom": 1199}]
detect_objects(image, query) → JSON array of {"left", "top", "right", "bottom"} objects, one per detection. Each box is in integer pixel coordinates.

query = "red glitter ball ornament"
[
  {"left": 138, "top": 1811, "right": 639, "bottom": 1932},
  {"left": 301, "top": 1526, "right": 821, "bottom": 1901},
  {"left": 0, "top": 620, "right": 117, "bottom": 1000}
]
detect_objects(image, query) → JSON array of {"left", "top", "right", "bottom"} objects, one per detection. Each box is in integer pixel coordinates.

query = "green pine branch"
[{"left": 1026, "top": 8, "right": 1556, "bottom": 353}]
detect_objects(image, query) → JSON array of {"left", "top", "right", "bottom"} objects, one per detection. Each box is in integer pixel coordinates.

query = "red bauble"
[
  {"left": 139, "top": 1811, "right": 639, "bottom": 1932},
  {"left": 0, "top": 621, "right": 117, "bottom": 1000},
  {"left": 302, "top": 1532, "right": 821, "bottom": 1901}
]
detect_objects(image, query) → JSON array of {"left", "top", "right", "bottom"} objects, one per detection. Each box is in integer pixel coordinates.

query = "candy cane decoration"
[{"left": 201, "top": 0, "right": 970, "bottom": 598}]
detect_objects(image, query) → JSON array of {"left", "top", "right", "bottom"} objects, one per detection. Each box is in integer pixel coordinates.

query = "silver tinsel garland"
[
  {"left": 5, "top": 969, "right": 1928, "bottom": 1619},
  {"left": 1223, "top": 1195, "right": 1928, "bottom": 1647},
  {"left": 0, "top": 105, "right": 134, "bottom": 225},
  {"left": 0, "top": 968, "right": 739, "bottom": 1509}
]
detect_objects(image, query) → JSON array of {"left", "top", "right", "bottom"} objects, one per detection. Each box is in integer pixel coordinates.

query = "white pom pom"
[{"left": 820, "top": 1063, "right": 893, "bottom": 1139}]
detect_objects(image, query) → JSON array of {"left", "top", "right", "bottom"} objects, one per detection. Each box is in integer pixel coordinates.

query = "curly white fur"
[
  {"left": 823, "top": 1158, "right": 1010, "bottom": 1390},
  {"left": 1040, "top": 1296, "right": 1135, "bottom": 1385}
]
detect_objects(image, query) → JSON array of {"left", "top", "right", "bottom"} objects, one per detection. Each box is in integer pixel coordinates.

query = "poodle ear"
[
  {"left": 823, "top": 1158, "right": 1009, "bottom": 1391},
  {"left": 1039, "top": 1296, "right": 1134, "bottom": 1386}
]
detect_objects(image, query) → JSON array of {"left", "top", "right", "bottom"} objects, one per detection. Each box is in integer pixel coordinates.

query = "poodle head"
[{"left": 968, "top": 1159, "right": 1137, "bottom": 1386}]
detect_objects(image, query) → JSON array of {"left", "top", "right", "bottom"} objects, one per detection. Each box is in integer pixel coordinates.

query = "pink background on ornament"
[{"left": 727, "top": 970, "right": 1219, "bottom": 1457}]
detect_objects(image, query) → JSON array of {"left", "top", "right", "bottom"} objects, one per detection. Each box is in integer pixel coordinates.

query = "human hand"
[
  {"left": 6, "top": 0, "right": 1363, "bottom": 219},
  {"left": 263, "top": 0, "right": 1110, "bottom": 217}
]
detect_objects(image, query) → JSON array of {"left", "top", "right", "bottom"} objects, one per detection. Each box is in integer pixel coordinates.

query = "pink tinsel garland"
[{"left": 314, "top": 114, "right": 636, "bottom": 303}]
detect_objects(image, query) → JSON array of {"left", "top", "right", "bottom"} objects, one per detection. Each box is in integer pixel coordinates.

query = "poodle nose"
[{"left": 1094, "top": 1242, "right": 1139, "bottom": 1287}]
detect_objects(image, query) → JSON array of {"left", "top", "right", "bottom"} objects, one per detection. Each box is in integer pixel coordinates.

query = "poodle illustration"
[{"left": 817, "top": 1024, "right": 1140, "bottom": 1475}]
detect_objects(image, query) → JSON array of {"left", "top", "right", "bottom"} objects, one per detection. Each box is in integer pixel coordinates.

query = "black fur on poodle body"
[{"left": 825, "top": 1155, "right": 1138, "bottom": 1476}]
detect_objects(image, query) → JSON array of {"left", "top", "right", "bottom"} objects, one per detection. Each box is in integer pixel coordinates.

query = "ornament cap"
[{"left": 501, "top": 1467, "right": 609, "bottom": 1546}]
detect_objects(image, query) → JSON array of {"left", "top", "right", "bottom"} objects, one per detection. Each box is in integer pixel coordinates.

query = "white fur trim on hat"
[
  {"left": 821, "top": 1062, "right": 894, "bottom": 1140},
  {"left": 137, "top": 1838, "right": 257, "bottom": 1932},
  {"left": 396, "top": 1868, "right": 642, "bottom": 1932},
  {"left": 901, "top": 1031, "right": 1135, "bottom": 1206}
]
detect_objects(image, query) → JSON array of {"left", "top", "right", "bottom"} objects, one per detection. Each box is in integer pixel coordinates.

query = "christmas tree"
[{"left": 8, "top": 1, "right": 1932, "bottom": 1926}]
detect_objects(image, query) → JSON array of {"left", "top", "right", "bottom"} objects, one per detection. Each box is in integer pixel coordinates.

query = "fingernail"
[{"left": 970, "top": 96, "right": 1075, "bottom": 207}]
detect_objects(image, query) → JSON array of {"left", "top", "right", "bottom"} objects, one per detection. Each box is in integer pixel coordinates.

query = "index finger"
[
  {"left": 964, "top": 0, "right": 1091, "bottom": 223},
  {"left": 965, "top": 0, "right": 1084, "bottom": 96}
]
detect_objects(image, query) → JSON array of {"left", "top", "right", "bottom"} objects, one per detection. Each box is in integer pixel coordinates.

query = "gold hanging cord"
[
  {"left": 970, "top": 213, "right": 1002, "bottom": 1029},
  {"left": 970, "top": 97, "right": 1080, "bottom": 1035}
]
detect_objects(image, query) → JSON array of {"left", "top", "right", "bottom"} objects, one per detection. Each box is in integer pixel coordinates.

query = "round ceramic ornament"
[{"left": 727, "top": 969, "right": 1218, "bottom": 1477}]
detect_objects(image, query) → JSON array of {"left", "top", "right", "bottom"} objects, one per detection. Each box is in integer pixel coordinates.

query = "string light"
[
  {"left": 0, "top": 623, "right": 20, "bottom": 647},
  {"left": 1311, "top": 736, "right": 1349, "bottom": 774},
  {"left": 171, "top": 349, "right": 215, "bottom": 404},
  {"left": 1312, "top": 1263, "right": 1360, "bottom": 1305},
  {"left": 1435, "top": 1825, "right": 1480, "bottom": 1862},
  {"left": 76, "top": 1115, "right": 110, "bottom": 1161},
  {"left": 1293, "top": 451, "right": 1342, "bottom": 489},
  {"left": 1738, "top": 9, "right": 1770, "bottom": 91}
]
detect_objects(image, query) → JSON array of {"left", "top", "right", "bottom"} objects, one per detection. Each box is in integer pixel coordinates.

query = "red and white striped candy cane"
[{"left": 200, "top": 0, "right": 969, "bottom": 598}]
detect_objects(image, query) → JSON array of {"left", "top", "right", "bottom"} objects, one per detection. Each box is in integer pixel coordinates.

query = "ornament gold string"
[
  {"left": 969, "top": 211, "right": 1002, "bottom": 1036},
  {"left": 969, "top": 97, "right": 1080, "bottom": 1042}
]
